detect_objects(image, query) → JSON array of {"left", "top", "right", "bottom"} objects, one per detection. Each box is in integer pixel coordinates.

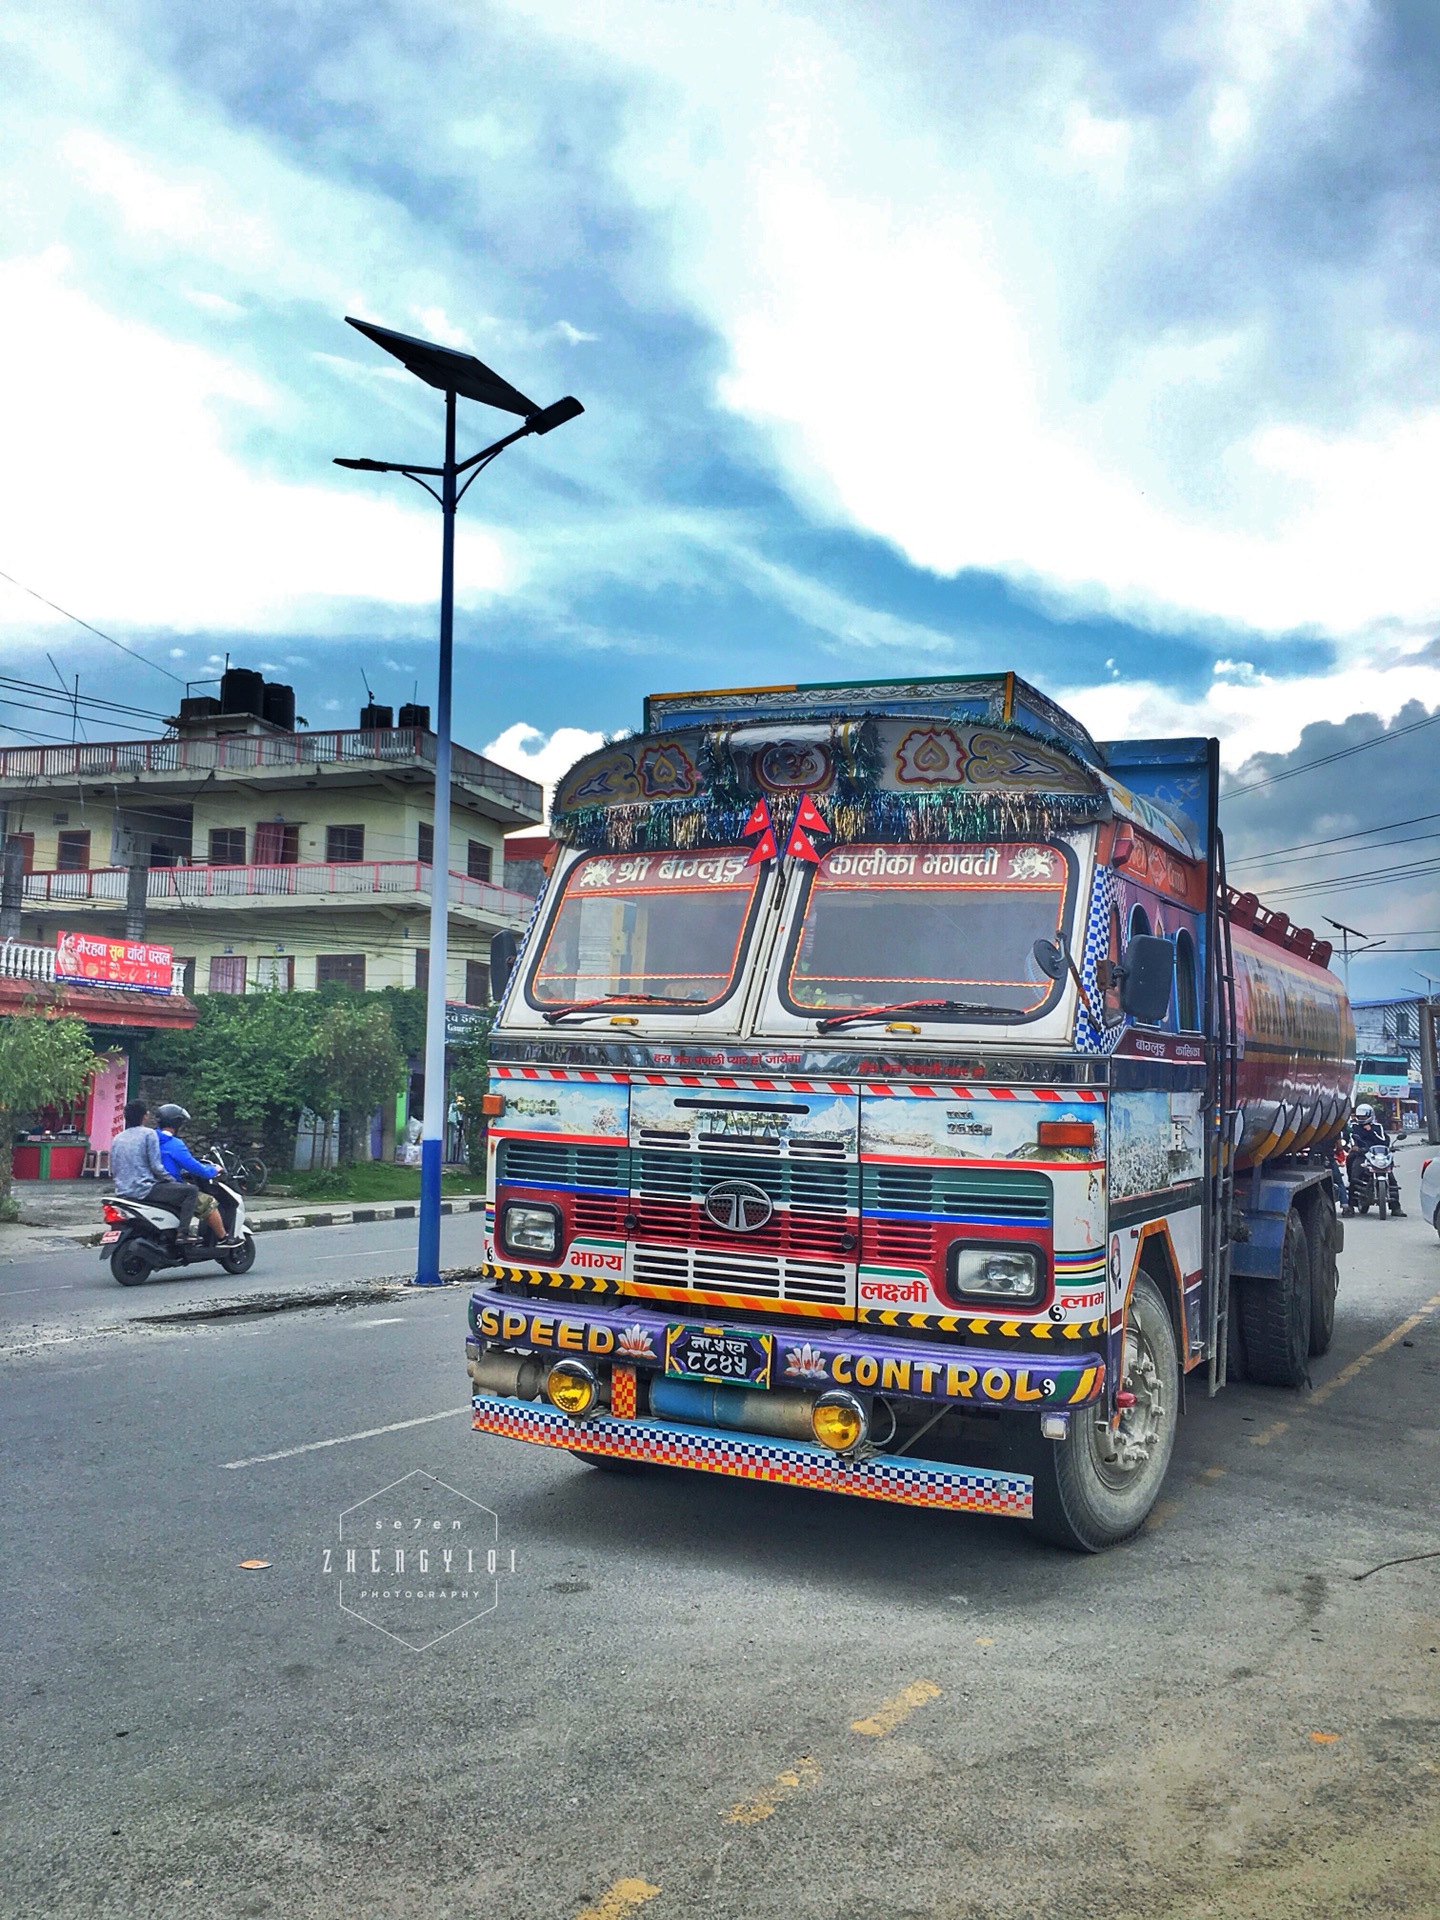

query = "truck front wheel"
[
  {"left": 1236, "top": 1208, "right": 1311, "bottom": 1387},
  {"left": 1030, "top": 1273, "right": 1179, "bottom": 1552}
]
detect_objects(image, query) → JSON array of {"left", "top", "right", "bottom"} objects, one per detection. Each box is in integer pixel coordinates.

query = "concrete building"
[
  {"left": 1351, "top": 994, "right": 1436, "bottom": 1132},
  {"left": 0, "top": 673, "right": 543, "bottom": 1003}
]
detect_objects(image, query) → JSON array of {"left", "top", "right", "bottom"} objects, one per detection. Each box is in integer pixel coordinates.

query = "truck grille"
[
  {"left": 862, "top": 1165, "right": 1051, "bottom": 1220},
  {"left": 631, "top": 1242, "right": 850, "bottom": 1307},
  {"left": 497, "top": 1139, "right": 628, "bottom": 1190}
]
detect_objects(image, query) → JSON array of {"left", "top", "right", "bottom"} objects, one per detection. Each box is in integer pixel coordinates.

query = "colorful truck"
[{"left": 467, "top": 674, "right": 1354, "bottom": 1549}]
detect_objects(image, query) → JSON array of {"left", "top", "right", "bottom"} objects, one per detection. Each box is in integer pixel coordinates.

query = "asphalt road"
[{"left": 2, "top": 1204, "right": 1438, "bottom": 1920}]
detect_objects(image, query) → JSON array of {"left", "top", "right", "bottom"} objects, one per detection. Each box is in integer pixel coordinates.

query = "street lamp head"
[
  {"left": 345, "top": 315, "right": 540, "bottom": 417},
  {"left": 333, "top": 457, "right": 393, "bottom": 471},
  {"left": 528, "top": 394, "right": 585, "bottom": 435}
]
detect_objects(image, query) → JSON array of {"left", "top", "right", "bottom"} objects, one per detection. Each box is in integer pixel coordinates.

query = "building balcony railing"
[
  {"left": 0, "top": 726, "right": 542, "bottom": 820},
  {"left": 20, "top": 859, "right": 538, "bottom": 925},
  {"left": 1, "top": 939, "right": 188, "bottom": 994}
]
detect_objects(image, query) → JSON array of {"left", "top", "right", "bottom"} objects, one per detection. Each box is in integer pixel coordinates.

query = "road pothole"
[{"left": 136, "top": 1286, "right": 410, "bottom": 1325}]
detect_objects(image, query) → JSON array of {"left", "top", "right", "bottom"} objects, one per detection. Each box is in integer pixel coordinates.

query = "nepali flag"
[
  {"left": 745, "top": 827, "right": 779, "bottom": 865},
  {"left": 784, "top": 792, "right": 830, "bottom": 863},
  {"left": 740, "top": 798, "right": 773, "bottom": 839}
]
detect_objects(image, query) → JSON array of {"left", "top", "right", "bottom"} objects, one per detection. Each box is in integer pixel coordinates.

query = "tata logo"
[{"left": 702, "top": 1179, "right": 774, "bottom": 1234}]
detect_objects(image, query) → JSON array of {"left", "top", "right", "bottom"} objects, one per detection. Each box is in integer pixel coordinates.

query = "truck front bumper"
[{"left": 471, "top": 1391, "right": 1034, "bottom": 1519}]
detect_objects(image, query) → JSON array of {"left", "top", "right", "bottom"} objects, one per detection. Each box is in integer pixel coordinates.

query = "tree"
[
  {"left": 0, "top": 1007, "right": 96, "bottom": 1219},
  {"left": 302, "top": 1001, "right": 405, "bottom": 1165},
  {"left": 448, "top": 1009, "right": 494, "bottom": 1174}
]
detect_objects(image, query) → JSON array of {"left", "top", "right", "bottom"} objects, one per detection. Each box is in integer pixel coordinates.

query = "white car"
[{"left": 1421, "top": 1151, "right": 1440, "bottom": 1240}]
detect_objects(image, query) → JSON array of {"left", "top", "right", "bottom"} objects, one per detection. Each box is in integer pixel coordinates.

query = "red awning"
[{"left": 0, "top": 976, "right": 198, "bottom": 1030}]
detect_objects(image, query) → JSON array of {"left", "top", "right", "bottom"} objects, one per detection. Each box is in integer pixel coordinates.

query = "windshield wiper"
[
  {"left": 816, "top": 999, "right": 997, "bottom": 1034},
  {"left": 542, "top": 992, "right": 705, "bottom": 1026}
]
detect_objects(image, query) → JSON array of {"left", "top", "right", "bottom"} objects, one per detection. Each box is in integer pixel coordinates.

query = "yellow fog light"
[
  {"left": 545, "top": 1359, "right": 599, "bottom": 1418},
  {"left": 811, "top": 1389, "right": 868, "bottom": 1453}
]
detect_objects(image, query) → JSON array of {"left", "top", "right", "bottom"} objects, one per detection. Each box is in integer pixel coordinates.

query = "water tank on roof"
[
  {"left": 220, "top": 667, "right": 265, "bottom": 717},
  {"left": 398, "top": 702, "right": 430, "bottom": 730},
  {"left": 360, "top": 702, "right": 394, "bottom": 731},
  {"left": 262, "top": 681, "right": 296, "bottom": 730}
]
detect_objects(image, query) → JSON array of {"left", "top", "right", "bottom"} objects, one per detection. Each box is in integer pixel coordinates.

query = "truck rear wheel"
[
  {"left": 1029, "top": 1273, "right": 1178, "bottom": 1552},
  {"left": 1237, "top": 1208, "right": 1311, "bottom": 1387},
  {"left": 1308, "top": 1201, "right": 1339, "bottom": 1358}
]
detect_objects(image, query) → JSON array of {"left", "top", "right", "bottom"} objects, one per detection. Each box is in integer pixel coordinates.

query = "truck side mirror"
[
  {"left": 489, "top": 930, "right": 519, "bottom": 1003},
  {"left": 1031, "top": 937, "right": 1066, "bottom": 981},
  {"left": 1117, "top": 934, "right": 1174, "bottom": 1025}
]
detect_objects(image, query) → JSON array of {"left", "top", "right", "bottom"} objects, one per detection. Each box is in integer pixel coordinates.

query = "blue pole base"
[{"left": 415, "top": 1136, "right": 444, "bottom": 1286}]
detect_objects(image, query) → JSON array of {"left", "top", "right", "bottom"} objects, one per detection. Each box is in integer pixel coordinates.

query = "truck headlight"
[
  {"left": 501, "top": 1202, "right": 560, "bottom": 1256},
  {"left": 545, "top": 1360, "right": 599, "bottom": 1417},
  {"left": 811, "top": 1389, "right": 869, "bottom": 1453},
  {"left": 947, "top": 1245, "right": 1042, "bottom": 1306}
]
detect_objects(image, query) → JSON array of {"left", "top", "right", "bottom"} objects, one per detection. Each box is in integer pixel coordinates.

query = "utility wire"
[
  {"left": 0, "top": 566, "right": 184, "bottom": 685},
  {"left": 1224, "top": 706, "right": 1440, "bottom": 799},
  {"left": 1232, "top": 825, "right": 1440, "bottom": 875},
  {"left": 1228, "top": 807, "right": 1440, "bottom": 868}
]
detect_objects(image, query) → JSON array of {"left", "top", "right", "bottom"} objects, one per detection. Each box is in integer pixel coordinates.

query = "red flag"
[
  {"left": 784, "top": 819, "right": 822, "bottom": 863},
  {"left": 745, "top": 828, "right": 779, "bottom": 865},
  {"left": 794, "top": 793, "right": 829, "bottom": 836},
  {"left": 740, "top": 798, "right": 773, "bottom": 839}
]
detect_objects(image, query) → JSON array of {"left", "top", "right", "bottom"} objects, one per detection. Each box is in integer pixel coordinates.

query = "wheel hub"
[{"left": 1099, "top": 1323, "right": 1167, "bottom": 1475}]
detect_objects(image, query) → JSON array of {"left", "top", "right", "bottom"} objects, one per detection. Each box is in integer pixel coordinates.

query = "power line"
[
  {"left": 1233, "top": 825, "right": 1440, "bottom": 875},
  {"left": 0, "top": 566, "right": 184, "bottom": 685},
  {"left": 1228, "top": 807, "right": 1440, "bottom": 868},
  {"left": 1264, "top": 852, "right": 1440, "bottom": 900},
  {"left": 1223, "top": 706, "right": 1440, "bottom": 800}
]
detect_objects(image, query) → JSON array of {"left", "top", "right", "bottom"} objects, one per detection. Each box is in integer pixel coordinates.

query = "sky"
[{"left": 2, "top": 0, "right": 1439, "bottom": 996}]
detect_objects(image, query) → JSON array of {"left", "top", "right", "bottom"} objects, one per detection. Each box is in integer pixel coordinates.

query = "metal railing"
[
  {"left": 0, "top": 939, "right": 187, "bottom": 994},
  {"left": 0, "top": 727, "right": 542, "bottom": 816},
  {"left": 21, "top": 859, "right": 536, "bottom": 921}
]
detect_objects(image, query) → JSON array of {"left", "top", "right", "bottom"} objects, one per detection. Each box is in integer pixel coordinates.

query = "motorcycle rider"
[
  {"left": 109, "top": 1098, "right": 201, "bottom": 1237},
  {"left": 153, "top": 1104, "right": 241, "bottom": 1245},
  {"left": 1348, "top": 1102, "right": 1405, "bottom": 1216}
]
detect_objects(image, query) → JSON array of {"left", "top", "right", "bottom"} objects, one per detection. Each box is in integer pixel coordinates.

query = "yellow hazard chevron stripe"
[
  {"left": 857, "top": 1308, "right": 1105, "bottom": 1339},
  {"left": 480, "top": 1262, "right": 621, "bottom": 1295}
]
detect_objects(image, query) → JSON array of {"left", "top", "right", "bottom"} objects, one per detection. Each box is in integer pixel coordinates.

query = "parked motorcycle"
[
  {"left": 1348, "top": 1144, "right": 1399, "bottom": 1220},
  {"left": 100, "top": 1176, "right": 257, "bottom": 1286}
]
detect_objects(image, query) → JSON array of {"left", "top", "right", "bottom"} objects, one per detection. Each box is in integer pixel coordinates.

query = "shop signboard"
[{"left": 55, "top": 932, "right": 173, "bottom": 993}]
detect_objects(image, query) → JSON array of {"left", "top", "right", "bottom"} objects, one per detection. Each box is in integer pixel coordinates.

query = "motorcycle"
[
  {"left": 100, "top": 1175, "right": 257, "bottom": 1286},
  {"left": 1348, "top": 1144, "right": 1398, "bottom": 1220}
]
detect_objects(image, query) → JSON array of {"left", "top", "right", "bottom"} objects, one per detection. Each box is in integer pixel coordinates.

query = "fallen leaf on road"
[
  {"left": 238, "top": 1559, "right": 271, "bottom": 1569},
  {"left": 1309, "top": 1730, "right": 1340, "bottom": 1744}
]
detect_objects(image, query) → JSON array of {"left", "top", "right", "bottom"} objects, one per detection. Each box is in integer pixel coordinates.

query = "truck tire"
[
  {"left": 1308, "top": 1201, "right": 1338, "bottom": 1358},
  {"left": 1029, "top": 1273, "right": 1178, "bottom": 1552},
  {"left": 569, "top": 1450, "right": 646, "bottom": 1476},
  {"left": 1237, "top": 1209, "right": 1311, "bottom": 1387}
]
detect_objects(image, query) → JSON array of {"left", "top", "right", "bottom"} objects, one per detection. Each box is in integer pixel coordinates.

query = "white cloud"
[
  {"left": 501, "top": 0, "right": 1437, "bottom": 641},
  {"left": 482, "top": 721, "right": 607, "bottom": 809},
  {"left": 0, "top": 252, "right": 509, "bottom": 630}
]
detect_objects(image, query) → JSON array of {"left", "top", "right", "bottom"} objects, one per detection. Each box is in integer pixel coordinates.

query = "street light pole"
[
  {"left": 416, "top": 387, "right": 459, "bottom": 1286},
  {"left": 334, "top": 318, "right": 582, "bottom": 1287}
]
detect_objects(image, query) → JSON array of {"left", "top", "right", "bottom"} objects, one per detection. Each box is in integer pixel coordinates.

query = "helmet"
[
  {"left": 1354, "top": 1103, "right": 1374, "bottom": 1120},
  {"left": 155, "top": 1103, "right": 191, "bottom": 1128}
]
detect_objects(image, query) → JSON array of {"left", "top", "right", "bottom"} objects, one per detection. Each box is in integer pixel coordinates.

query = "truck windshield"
[
  {"left": 783, "top": 841, "right": 1073, "bottom": 1022},
  {"left": 528, "top": 848, "right": 763, "bottom": 1013}
]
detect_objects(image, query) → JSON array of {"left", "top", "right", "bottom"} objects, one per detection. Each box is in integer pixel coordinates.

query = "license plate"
[
  {"left": 101, "top": 1230, "right": 119, "bottom": 1244},
  {"left": 664, "top": 1323, "right": 773, "bottom": 1388}
]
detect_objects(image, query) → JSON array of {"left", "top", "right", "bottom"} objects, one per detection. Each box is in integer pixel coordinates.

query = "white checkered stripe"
[
  {"left": 471, "top": 1394, "right": 1034, "bottom": 1519},
  {"left": 1074, "top": 861, "right": 1123, "bottom": 1055}
]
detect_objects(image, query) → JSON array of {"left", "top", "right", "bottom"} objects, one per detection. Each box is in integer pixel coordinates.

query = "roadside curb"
[{"left": 67, "top": 1197, "right": 486, "bottom": 1249}]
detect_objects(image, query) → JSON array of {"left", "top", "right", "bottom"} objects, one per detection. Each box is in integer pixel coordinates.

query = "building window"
[
  {"left": 316, "top": 953, "right": 366, "bottom": 990},
  {"left": 254, "top": 823, "right": 299, "bottom": 864},
  {"left": 255, "top": 955, "right": 295, "bottom": 991},
  {"left": 209, "top": 827, "right": 247, "bottom": 865},
  {"left": 174, "top": 957, "right": 197, "bottom": 996},
  {"left": 327, "top": 824, "right": 365, "bottom": 864},
  {"left": 418, "top": 822, "right": 434, "bottom": 866},
  {"left": 57, "top": 830, "right": 91, "bottom": 871},
  {"left": 465, "top": 959, "right": 488, "bottom": 1005},
  {"left": 467, "top": 840, "right": 492, "bottom": 883},
  {"left": 415, "top": 948, "right": 429, "bottom": 993},
  {"left": 208, "top": 955, "right": 247, "bottom": 995}
]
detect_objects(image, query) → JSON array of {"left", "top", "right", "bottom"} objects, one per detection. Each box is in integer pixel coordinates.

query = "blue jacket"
[{"left": 157, "top": 1130, "right": 217, "bottom": 1181}]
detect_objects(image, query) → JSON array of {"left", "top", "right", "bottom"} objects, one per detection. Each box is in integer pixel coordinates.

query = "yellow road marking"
[
  {"left": 575, "top": 1878, "right": 661, "bottom": 1920},
  {"left": 1143, "top": 1498, "right": 1181, "bottom": 1529},
  {"left": 1200, "top": 1464, "right": 1227, "bottom": 1480},
  {"left": 851, "top": 1679, "right": 942, "bottom": 1737},
  {"left": 1309, "top": 1292, "right": 1440, "bottom": 1406},
  {"left": 725, "top": 1753, "right": 820, "bottom": 1825},
  {"left": 974, "top": 1636, "right": 995, "bottom": 1646},
  {"left": 1248, "top": 1419, "right": 1289, "bottom": 1447}
]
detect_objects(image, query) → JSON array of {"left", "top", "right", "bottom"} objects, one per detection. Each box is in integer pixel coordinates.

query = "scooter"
[
  {"left": 100, "top": 1175, "right": 257, "bottom": 1286},
  {"left": 1348, "top": 1144, "right": 1399, "bottom": 1220}
]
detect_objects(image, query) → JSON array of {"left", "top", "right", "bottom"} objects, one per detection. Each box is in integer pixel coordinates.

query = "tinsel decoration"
[{"left": 556, "top": 784, "right": 1106, "bottom": 853}]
